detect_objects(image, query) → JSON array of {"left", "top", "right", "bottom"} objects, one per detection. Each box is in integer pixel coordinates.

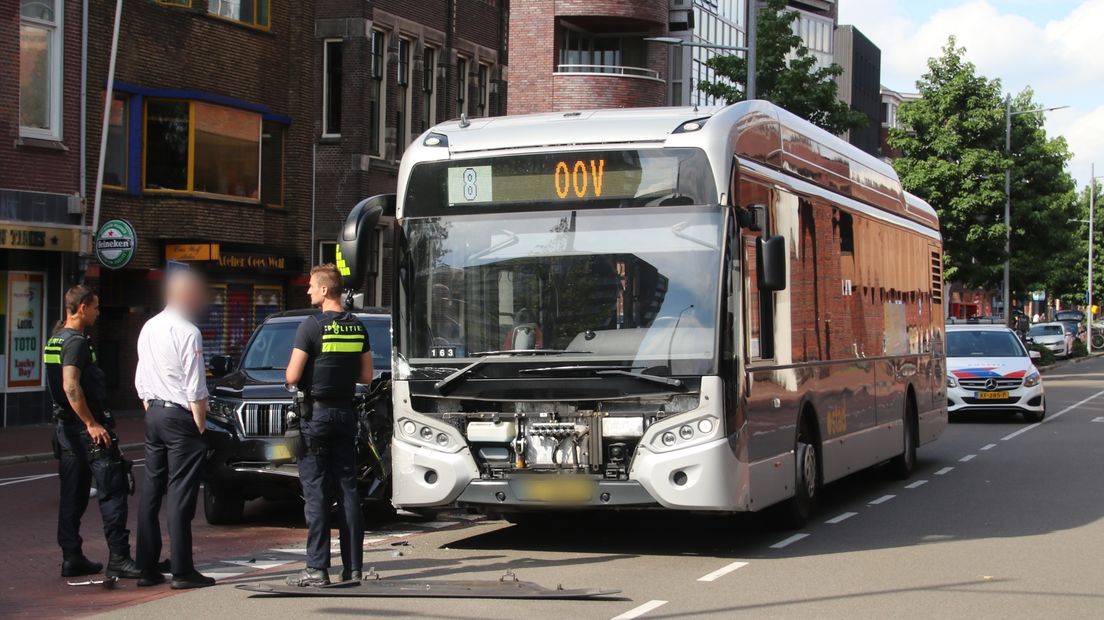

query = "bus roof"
[{"left": 412, "top": 100, "right": 939, "bottom": 231}]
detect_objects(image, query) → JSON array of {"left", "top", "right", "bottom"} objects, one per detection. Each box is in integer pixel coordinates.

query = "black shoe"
[
  {"left": 339, "top": 569, "right": 362, "bottom": 582},
  {"left": 106, "top": 553, "right": 143, "bottom": 579},
  {"left": 171, "top": 571, "right": 216, "bottom": 590},
  {"left": 286, "top": 568, "right": 329, "bottom": 587},
  {"left": 137, "top": 571, "right": 167, "bottom": 587},
  {"left": 157, "top": 559, "right": 171, "bottom": 573},
  {"left": 61, "top": 554, "right": 103, "bottom": 577}
]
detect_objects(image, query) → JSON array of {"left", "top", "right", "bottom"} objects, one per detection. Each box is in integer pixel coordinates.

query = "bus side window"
[{"left": 741, "top": 179, "right": 774, "bottom": 362}]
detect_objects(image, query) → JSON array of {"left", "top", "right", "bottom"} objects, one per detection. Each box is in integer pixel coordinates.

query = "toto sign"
[{"left": 95, "top": 219, "right": 137, "bottom": 270}]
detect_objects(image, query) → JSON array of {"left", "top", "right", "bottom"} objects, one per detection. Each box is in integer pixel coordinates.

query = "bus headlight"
[
  {"left": 647, "top": 413, "right": 722, "bottom": 454},
  {"left": 947, "top": 375, "right": 958, "bottom": 388},
  {"left": 1023, "top": 370, "right": 1041, "bottom": 388},
  {"left": 397, "top": 415, "right": 464, "bottom": 453}
]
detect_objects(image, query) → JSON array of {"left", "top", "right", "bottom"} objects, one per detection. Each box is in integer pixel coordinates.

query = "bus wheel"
[
  {"left": 889, "top": 395, "right": 917, "bottom": 479},
  {"left": 778, "top": 418, "right": 818, "bottom": 529}
]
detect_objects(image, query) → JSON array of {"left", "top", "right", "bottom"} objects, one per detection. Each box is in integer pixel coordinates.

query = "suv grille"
[
  {"left": 239, "top": 402, "right": 290, "bottom": 437},
  {"left": 958, "top": 378, "right": 1023, "bottom": 391}
]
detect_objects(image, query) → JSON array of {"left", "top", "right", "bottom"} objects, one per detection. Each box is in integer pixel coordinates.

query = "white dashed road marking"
[
  {"left": 825, "top": 512, "right": 857, "bottom": 524},
  {"left": 980, "top": 443, "right": 996, "bottom": 451},
  {"left": 935, "top": 467, "right": 954, "bottom": 475},
  {"left": 770, "top": 533, "right": 810, "bottom": 549},
  {"left": 1002, "top": 388, "right": 1104, "bottom": 441},
  {"left": 905, "top": 479, "right": 928, "bottom": 489},
  {"left": 697, "top": 561, "right": 749, "bottom": 582},
  {"left": 612, "top": 600, "right": 668, "bottom": 620},
  {"left": 960, "top": 454, "right": 977, "bottom": 462},
  {"left": 0, "top": 473, "right": 56, "bottom": 487},
  {"left": 868, "top": 494, "right": 895, "bottom": 505}
]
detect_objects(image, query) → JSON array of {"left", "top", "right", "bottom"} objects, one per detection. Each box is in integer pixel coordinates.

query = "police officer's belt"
[{"left": 148, "top": 399, "right": 189, "bottom": 411}]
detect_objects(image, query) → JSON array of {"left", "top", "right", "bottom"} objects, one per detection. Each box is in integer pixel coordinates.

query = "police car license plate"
[
  {"left": 267, "top": 443, "right": 291, "bottom": 461},
  {"left": 518, "top": 478, "right": 594, "bottom": 504},
  {"left": 976, "top": 391, "right": 1009, "bottom": 400}
]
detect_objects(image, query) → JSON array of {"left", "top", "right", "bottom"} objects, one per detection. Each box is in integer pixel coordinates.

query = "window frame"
[
  {"left": 103, "top": 93, "right": 129, "bottom": 190},
  {"left": 322, "top": 38, "right": 343, "bottom": 138},
  {"left": 207, "top": 0, "right": 270, "bottom": 30},
  {"left": 157, "top": 0, "right": 192, "bottom": 7},
  {"left": 19, "top": 0, "right": 64, "bottom": 140},
  {"left": 260, "top": 120, "right": 285, "bottom": 208},
  {"left": 142, "top": 98, "right": 268, "bottom": 204},
  {"left": 397, "top": 36, "right": 413, "bottom": 159},
  {"left": 422, "top": 45, "right": 438, "bottom": 131},
  {"left": 476, "top": 63, "right": 490, "bottom": 117},
  {"left": 456, "top": 55, "right": 469, "bottom": 117},
  {"left": 369, "top": 29, "right": 388, "bottom": 158}
]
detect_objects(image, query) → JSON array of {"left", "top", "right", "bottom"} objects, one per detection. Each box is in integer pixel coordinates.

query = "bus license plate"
[
  {"left": 519, "top": 478, "right": 594, "bottom": 504},
  {"left": 976, "top": 391, "right": 1009, "bottom": 400}
]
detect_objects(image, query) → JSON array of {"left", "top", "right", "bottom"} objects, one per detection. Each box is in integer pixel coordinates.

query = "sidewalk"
[{"left": 0, "top": 411, "right": 146, "bottom": 465}]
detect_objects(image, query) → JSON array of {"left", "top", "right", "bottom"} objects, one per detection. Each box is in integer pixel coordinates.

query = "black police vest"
[
  {"left": 44, "top": 329, "right": 108, "bottom": 422},
  {"left": 306, "top": 313, "right": 367, "bottom": 402}
]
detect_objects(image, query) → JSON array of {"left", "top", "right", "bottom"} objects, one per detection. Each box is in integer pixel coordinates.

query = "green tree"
[
  {"left": 697, "top": 0, "right": 866, "bottom": 134},
  {"left": 890, "top": 39, "right": 1079, "bottom": 301}
]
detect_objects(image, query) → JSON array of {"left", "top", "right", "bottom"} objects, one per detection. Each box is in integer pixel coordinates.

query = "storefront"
[{"left": 0, "top": 221, "right": 81, "bottom": 426}]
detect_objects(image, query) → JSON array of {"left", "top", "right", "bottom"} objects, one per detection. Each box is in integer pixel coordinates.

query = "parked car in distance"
[
  {"left": 202, "top": 308, "right": 392, "bottom": 524},
  {"left": 1027, "top": 322, "right": 1070, "bottom": 358},
  {"left": 946, "top": 325, "right": 1045, "bottom": 423}
]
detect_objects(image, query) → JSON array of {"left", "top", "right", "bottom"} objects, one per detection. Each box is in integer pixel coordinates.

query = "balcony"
[{"left": 554, "top": 64, "right": 662, "bottom": 81}]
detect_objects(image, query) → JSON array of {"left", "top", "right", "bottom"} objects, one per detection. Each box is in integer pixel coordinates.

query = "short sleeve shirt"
[
  {"left": 45, "top": 329, "right": 107, "bottom": 420},
  {"left": 293, "top": 311, "right": 371, "bottom": 402}
]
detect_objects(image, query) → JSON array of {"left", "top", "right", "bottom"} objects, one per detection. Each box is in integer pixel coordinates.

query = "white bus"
[{"left": 340, "top": 101, "right": 946, "bottom": 525}]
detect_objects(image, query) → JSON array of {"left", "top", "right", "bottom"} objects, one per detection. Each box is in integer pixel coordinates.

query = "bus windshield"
[{"left": 399, "top": 205, "right": 724, "bottom": 376}]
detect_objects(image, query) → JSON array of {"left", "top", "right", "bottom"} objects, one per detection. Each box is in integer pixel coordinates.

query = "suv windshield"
[
  {"left": 241, "top": 317, "right": 391, "bottom": 371},
  {"left": 399, "top": 205, "right": 724, "bottom": 375},
  {"left": 947, "top": 330, "right": 1027, "bottom": 357}
]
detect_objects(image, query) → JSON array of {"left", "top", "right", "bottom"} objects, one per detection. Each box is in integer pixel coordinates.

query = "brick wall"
[
  {"left": 555, "top": 0, "right": 667, "bottom": 24},
  {"left": 552, "top": 74, "right": 666, "bottom": 110}
]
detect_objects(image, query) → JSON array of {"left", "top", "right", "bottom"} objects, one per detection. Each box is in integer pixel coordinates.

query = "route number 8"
[{"left": 463, "top": 168, "right": 478, "bottom": 201}]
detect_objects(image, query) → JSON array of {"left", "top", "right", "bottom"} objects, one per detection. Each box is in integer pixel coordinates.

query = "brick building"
[
  {"left": 82, "top": 1, "right": 316, "bottom": 414},
  {"left": 508, "top": 0, "right": 669, "bottom": 114},
  {"left": 1, "top": 0, "right": 84, "bottom": 425},
  {"left": 312, "top": 0, "right": 507, "bottom": 306}
]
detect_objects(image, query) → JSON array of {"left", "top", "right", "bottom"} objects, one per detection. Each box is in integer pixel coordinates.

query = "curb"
[
  {"left": 1038, "top": 352, "right": 1104, "bottom": 374},
  {"left": 0, "top": 442, "right": 145, "bottom": 467}
]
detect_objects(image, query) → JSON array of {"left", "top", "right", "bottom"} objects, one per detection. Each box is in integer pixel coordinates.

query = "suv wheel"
[{"left": 204, "top": 485, "right": 245, "bottom": 525}]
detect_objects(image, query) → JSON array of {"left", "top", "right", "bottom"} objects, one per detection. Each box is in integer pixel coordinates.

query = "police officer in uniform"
[
  {"left": 46, "top": 285, "right": 142, "bottom": 579},
  {"left": 285, "top": 264, "right": 373, "bottom": 586}
]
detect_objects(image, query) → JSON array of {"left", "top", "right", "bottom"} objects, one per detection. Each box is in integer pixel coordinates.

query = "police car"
[
  {"left": 946, "top": 324, "right": 1045, "bottom": 423},
  {"left": 202, "top": 308, "right": 391, "bottom": 524}
]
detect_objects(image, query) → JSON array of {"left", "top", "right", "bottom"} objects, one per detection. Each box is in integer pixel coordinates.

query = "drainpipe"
[
  {"left": 80, "top": 0, "right": 88, "bottom": 206},
  {"left": 90, "top": 0, "right": 123, "bottom": 247}
]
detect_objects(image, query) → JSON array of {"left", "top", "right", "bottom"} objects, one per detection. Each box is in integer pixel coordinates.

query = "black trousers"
[
  {"left": 56, "top": 421, "right": 130, "bottom": 557},
  {"left": 299, "top": 403, "right": 363, "bottom": 571},
  {"left": 135, "top": 405, "right": 205, "bottom": 577}
]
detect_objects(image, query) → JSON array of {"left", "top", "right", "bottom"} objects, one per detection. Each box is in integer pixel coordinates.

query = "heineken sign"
[{"left": 95, "top": 219, "right": 137, "bottom": 270}]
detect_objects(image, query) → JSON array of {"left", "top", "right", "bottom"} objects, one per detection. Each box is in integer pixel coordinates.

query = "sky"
[{"left": 837, "top": 0, "right": 1103, "bottom": 187}]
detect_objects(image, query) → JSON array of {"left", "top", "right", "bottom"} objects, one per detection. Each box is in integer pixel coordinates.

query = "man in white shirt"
[{"left": 133, "top": 271, "right": 214, "bottom": 589}]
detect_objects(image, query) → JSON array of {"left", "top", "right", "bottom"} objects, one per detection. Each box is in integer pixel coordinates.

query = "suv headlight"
[
  {"left": 396, "top": 415, "right": 464, "bottom": 453},
  {"left": 947, "top": 375, "right": 959, "bottom": 388},
  {"left": 1023, "top": 370, "right": 1041, "bottom": 388},
  {"left": 207, "top": 396, "right": 237, "bottom": 424}
]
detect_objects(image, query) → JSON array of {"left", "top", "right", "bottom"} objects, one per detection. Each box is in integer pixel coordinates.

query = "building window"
[
  {"left": 144, "top": 99, "right": 268, "bottom": 202},
  {"left": 19, "top": 0, "right": 63, "bottom": 139},
  {"left": 261, "top": 120, "right": 283, "bottom": 207},
  {"left": 208, "top": 0, "right": 269, "bottom": 29},
  {"left": 322, "top": 39, "right": 342, "bottom": 137},
  {"left": 104, "top": 94, "right": 128, "bottom": 189},
  {"left": 422, "top": 46, "right": 437, "bottom": 131},
  {"left": 476, "top": 63, "right": 489, "bottom": 117},
  {"left": 557, "top": 23, "right": 647, "bottom": 75},
  {"left": 397, "top": 37, "right": 412, "bottom": 158},
  {"left": 144, "top": 100, "right": 191, "bottom": 191},
  {"left": 456, "top": 56, "right": 468, "bottom": 117},
  {"left": 368, "top": 30, "right": 386, "bottom": 157}
]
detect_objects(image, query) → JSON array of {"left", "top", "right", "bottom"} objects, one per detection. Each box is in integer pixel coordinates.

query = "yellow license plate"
[
  {"left": 268, "top": 443, "right": 291, "bottom": 461},
  {"left": 976, "top": 391, "right": 1009, "bottom": 400},
  {"left": 519, "top": 478, "right": 594, "bottom": 503}
]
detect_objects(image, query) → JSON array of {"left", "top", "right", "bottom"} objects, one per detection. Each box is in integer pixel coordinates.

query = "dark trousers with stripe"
[
  {"left": 136, "top": 404, "right": 206, "bottom": 576},
  {"left": 56, "top": 420, "right": 130, "bottom": 558},
  {"left": 299, "top": 403, "right": 362, "bottom": 571}
]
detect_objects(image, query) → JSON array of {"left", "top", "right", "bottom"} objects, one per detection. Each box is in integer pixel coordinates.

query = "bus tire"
[
  {"left": 889, "top": 393, "right": 917, "bottom": 480},
  {"left": 778, "top": 415, "right": 819, "bottom": 529}
]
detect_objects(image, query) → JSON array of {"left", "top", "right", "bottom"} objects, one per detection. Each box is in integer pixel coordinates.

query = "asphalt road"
[{"left": 4, "top": 357, "right": 1104, "bottom": 619}]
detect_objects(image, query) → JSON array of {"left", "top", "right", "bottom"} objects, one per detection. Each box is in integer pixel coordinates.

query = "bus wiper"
[
  {"left": 595, "top": 369, "right": 685, "bottom": 388},
  {"left": 518, "top": 365, "right": 637, "bottom": 374},
  {"left": 435, "top": 350, "right": 590, "bottom": 395}
]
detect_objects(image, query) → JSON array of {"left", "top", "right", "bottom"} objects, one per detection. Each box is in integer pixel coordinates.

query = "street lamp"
[
  {"left": 1072, "top": 165, "right": 1104, "bottom": 352},
  {"left": 1003, "top": 99, "right": 1069, "bottom": 327}
]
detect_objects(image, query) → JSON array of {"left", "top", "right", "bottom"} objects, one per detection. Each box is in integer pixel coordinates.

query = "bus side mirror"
[
  {"left": 339, "top": 194, "right": 396, "bottom": 284},
  {"left": 209, "top": 355, "right": 234, "bottom": 377},
  {"left": 758, "top": 235, "right": 787, "bottom": 292}
]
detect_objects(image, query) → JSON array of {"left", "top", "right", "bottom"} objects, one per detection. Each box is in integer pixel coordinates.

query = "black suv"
[{"left": 203, "top": 308, "right": 392, "bottom": 524}]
